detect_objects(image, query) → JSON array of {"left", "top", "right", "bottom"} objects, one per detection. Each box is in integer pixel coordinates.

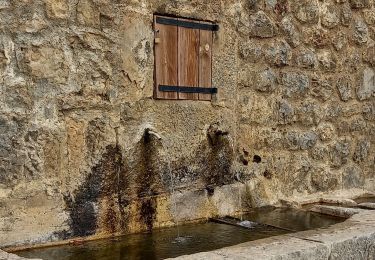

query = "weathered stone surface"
[
  {"left": 330, "top": 140, "right": 351, "bottom": 168},
  {"left": 321, "top": 3, "right": 340, "bottom": 29},
  {"left": 281, "top": 72, "right": 310, "bottom": 97},
  {"left": 1, "top": 0, "right": 375, "bottom": 251},
  {"left": 253, "top": 67, "right": 277, "bottom": 92},
  {"left": 77, "top": 0, "right": 100, "bottom": 26},
  {"left": 317, "top": 123, "right": 336, "bottom": 142},
  {"left": 248, "top": 11, "right": 276, "bottom": 38},
  {"left": 317, "top": 50, "right": 336, "bottom": 71},
  {"left": 364, "top": 45, "right": 375, "bottom": 66},
  {"left": 310, "top": 205, "right": 360, "bottom": 218},
  {"left": 310, "top": 76, "right": 333, "bottom": 101},
  {"left": 45, "top": 0, "right": 69, "bottom": 19},
  {"left": 357, "top": 67, "right": 375, "bottom": 100},
  {"left": 277, "top": 99, "right": 294, "bottom": 124},
  {"left": 265, "top": 40, "right": 291, "bottom": 66},
  {"left": 343, "top": 164, "right": 365, "bottom": 188},
  {"left": 294, "top": 1, "right": 319, "bottom": 24},
  {"left": 358, "top": 202, "right": 375, "bottom": 209},
  {"left": 280, "top": 17, "right": 301, "bottom": 47},
  {"left": 340, "top": 3, "right": 353, "bottom": 26},
  {"left": 332, "top": 31, "right": 348, "bottom": 51},
  {"left": 295, "top": 100, "right": 323, "bottom": 126},
  {"left": 353, "top": 140, "right": 370, "bottom": 163},
  {"left": 0, "top": 250, "right": 41, "bottom": 260},
  {"left": 283, "top": 131, "right": 317, "bottom": 150},
  {"left": 239, "top": 42, "right": 263, "bottom": 62},
  {"left": 353, "top": 18, "right": 369, "bottom": 44},
  {"left": 311, "top": 168, "right": 339, "bottom": 191},
  {"left": 349, "top": 0, "right": 371, "bottom": 9},
  {"left": 24, "top": 47, "right": 68, "bottom": 84},
  {"left": 295, "top": 48, "right": 318, "bottom": 69},
  {"left": 363, "top": 102, "right": 375, "bottom": 121},
  {"left": 336, "top": 76, "right": 353, "bottom": 101}
]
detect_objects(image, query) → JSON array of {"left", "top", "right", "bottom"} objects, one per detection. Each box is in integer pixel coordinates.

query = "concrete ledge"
[{"left": 170, "top": 210, "right": 375, "bottom": 259}]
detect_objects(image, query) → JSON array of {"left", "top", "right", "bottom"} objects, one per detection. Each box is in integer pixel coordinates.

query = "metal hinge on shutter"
[
  {"left": 155, "top": 17, "right": 219, "bottom": 31},
  {"left": 159, "top": 85, "right": 218, "bottom": 94}
]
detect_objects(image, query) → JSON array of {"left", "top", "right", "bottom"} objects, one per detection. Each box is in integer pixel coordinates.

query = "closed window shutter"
[
  {"left": 178, "top": 18, "right": 199, "bottom": 100},
  {"left": 154, "top": 15, "right": 178, "bottom": 100},
  {"left": 199, "top": 21, "right": 213, "bottom": 101},
  {"left": 154, "top": 15, "right": 216, "bottom": 101}
]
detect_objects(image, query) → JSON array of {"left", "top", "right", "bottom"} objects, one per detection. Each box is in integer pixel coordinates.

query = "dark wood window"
[{"left": 154, "top": 15, "right": 218, "bottom": 101}]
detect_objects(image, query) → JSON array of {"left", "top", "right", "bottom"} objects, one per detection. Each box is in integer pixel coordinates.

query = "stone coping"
[{"left": 169, "top": 208, "right": 375, "bottom": 259}]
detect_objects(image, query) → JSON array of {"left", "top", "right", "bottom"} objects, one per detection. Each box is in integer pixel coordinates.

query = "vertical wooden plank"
[
  {"left": 178, "top": 18, "right": 199, "bottom": 100},
  {"left": 154, "top": 15, "right": 178, "bottom": 100},
  {"left": 199, "top": 23, "right": 213, "bottom": 101}
]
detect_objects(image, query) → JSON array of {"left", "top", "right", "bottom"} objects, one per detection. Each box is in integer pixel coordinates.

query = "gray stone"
[
  {"left": 364, "top": 46, "right": 375, "bottom": 66},
  {"left": 325, "top": 103, "right": 343, "bottom": 121},
  {"left": 299, "top": 131, "right": 318, "bottom": 150},
  {"left": 277, "top": 99, "right": 294, "bottom": 124},
  {"left": 353, "top": 140, "right": 370, "bottom": 163},
  {"left": 349, "top": 0, "right": 371, "bottom": 9},
  {"left": 321, "top": 4, "right": 340, "bottom": 29},
  {"left": 357, "top": 67, "right": 375, "bottom": 100},
  {"left": 363, "top": 102, "right": 375, "bottom": 121},
  {"left": 253, "top": 67, "right": 277, "bottom": 92},
  {"left": 265, "top": 40, "right": 292, "bottom": 66},
  {"left": 284, "top": 131, "right": 300, "bottom": 150},
  {"left": 311, "top": 168, "right": 339, "bottom": 192},
  {"left": 333, "top": 31, "right": 348, "bottom": 51},
  {"left": 311, "top": 145, "right": 329, "bottom": 161},
  {"left": 281, "top": 17, "right": 301, "bottom": 47},
  {"left": 350, "top": 117, "right": 367, "bottom": 133},
  {"left": 353, "top": 19, "right": 369, "bottom": 44},
  {"left": 343, "top": 164, "right": 365, "bottom": 188},
  {"left": 294, "top": 1, "right": 319, "bottom": 24},
  {"left": 283, "top": 131, "right": 317, "bottom": 150},
  {"left": 330, "top": 140, "right": 351, "bottom": 167},
  {"left": 310, "top": 77, "right": 333, "bottom": 102},
  {"left": 310, "top": 205, "right": 360, "bottom": 218},
  {"left": 340, "top": 3, "right": 353, "bottom": 26},
  {"left": 358, "top": 202, "right": 375, "bottom": 209},
  {"left": 296, "top": 49, "right": 318, "bottom": 69},
  {"left": 281, "top": 72, "right": 310, "bottom": 97},
  {"left": 249, "top": 11, "right": 276, "bottom": 38},
  {"left": 239, "top": 42, "right": 263, "bottom": 62},
  {"left": 295, "top": 101, "right": 323, "bottom": 126},
  {"left": 336, "top": 76, "right": 353, "bottom": 101}
]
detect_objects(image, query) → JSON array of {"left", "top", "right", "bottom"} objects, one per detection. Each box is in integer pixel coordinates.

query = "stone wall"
[{"left": 0, "top": 0, "right": 374, "bottom": 248}]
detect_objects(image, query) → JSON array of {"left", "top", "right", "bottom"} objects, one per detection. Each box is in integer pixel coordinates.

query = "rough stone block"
[
  {"left": 45, "top": 0, "right": 69, "bottom": 19},
  {"left": 357, "top": 67, "right": 375, "bottom": 100},
  {"left": 281, "top": 72, "right": 310, "bottom": 97},
  {"left": 248, "top": 11, "right": 276, "bottom": 38}
]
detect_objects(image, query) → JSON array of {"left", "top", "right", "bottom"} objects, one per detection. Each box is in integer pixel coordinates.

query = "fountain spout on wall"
[{"left": 144, "top": 128, "right": 162, "bottom": 142}]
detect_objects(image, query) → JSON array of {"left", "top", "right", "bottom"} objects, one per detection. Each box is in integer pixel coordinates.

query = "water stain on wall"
[{"left": 64, "top": 145, "right": 129, "bottom": 237}]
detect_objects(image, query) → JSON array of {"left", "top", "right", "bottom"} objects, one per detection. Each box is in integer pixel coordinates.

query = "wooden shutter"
[
  {"left": 178, "top": 18, "right": 199, "bottom": 100},
  {"left": 154, "top": 15, "right": 216, "bottom": 101},
  {"left": 199, "top": 21, "right": 213, "bottom": 101},
  {"left": 154, "top": 15, "right": 178, "bottom": 100}
]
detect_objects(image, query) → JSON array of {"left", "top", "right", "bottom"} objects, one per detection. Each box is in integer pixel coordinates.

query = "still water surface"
[{"left": 16, "top": 208, "right": 345, "bottom": 260}]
